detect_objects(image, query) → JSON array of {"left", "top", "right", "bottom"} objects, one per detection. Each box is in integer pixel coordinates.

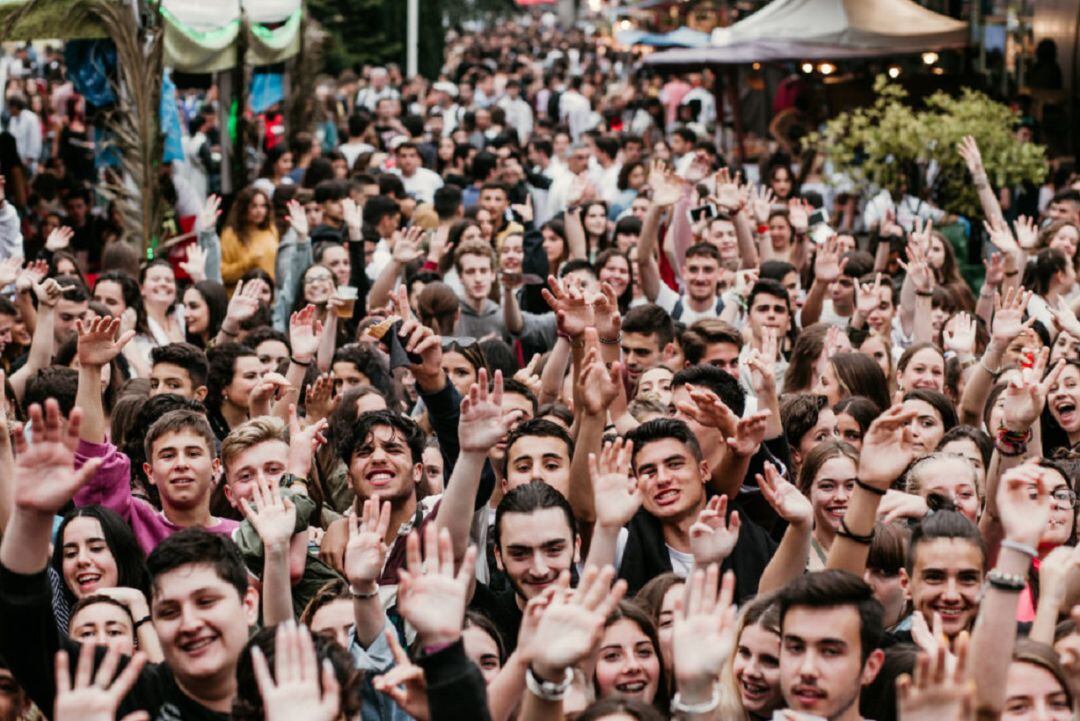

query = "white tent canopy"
[{"left": 646, "top": 0, "right": 967, "bottom": 66}]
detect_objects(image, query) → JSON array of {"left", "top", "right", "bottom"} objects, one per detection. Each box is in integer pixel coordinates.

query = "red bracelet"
[
  {"left": 756, "top": 224, "right": 769, "bottom": 234},
  {"left": 422, "top": 259, "right": 439, "bottom": 272}
]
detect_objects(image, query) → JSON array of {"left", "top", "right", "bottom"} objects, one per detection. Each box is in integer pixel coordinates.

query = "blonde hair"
[{"left": 221, "top": 416, "right": 288, "bottom": 475}]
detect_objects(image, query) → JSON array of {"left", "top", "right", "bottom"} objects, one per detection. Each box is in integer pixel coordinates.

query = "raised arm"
[
  {"left": 215, "top": 279, "right": 262, "bottom": 346},
  {"left": 584, "top": 438, "right": 642, "bottom": 570},
  {"left": 800, "top": 236, "right": 845, "bottom": 327},
  {"left": 827, "top": 405, "right": 918, "bottom": 575},
  {"left": 899, "top": 221, "right": 935, "bottom": 342},
  {"left": 343, "top": 499, "right": 394, "bottom": 648},
  {"left": 639, "top": 160, "right": 685, "bottom": 302},
  {"left": 10, "top": 277, "right": 61, "bottom": 402},
  {"left": 756, "top": 463, "right": 814, "bottom": 593},
  {"left": 240, "top": 477, "right": 298, "bottom": 626},
  {"left": 958, "top": 135, "right": 1005, "bottom": 229},
  {"left": 368, "top": 226, "right": 423, "bottom": 311},
  {"left": 568, "top": 335, "right": 623, "bottom": 524},
  {"left": 75, "top": 317, "right": 135, "bottom": 444},
  {"left": 563, "top": 206, "right": 588, "bottom": 261}
]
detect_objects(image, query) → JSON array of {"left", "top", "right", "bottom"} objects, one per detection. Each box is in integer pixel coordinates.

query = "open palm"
[
  {"left": 14, "top": 402, "right": 101, "bottom": 516},
  {"left": 77, "top": 317, "right": 134, "bottom": 368},
  {"left": 344, "top": 500, "right": 392, "bottom": 586},
  {"left": 590, "top": 438, "right": 642, "bottom": 528},
  {"left": 459, "top": 369, "right": 512, "bottom": 453},
  {"left": 689, "top": 495, "right": 740, "bottom": 565}
]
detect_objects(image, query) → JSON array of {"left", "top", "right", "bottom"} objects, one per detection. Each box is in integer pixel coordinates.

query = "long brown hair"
[{"left": 225, "top": 186, "right": 275, "bottom": 243}]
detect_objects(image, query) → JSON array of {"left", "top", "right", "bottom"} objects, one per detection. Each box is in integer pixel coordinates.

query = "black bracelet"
[
  {"left": 854, "top": 478, "right": 887, "bottom": 496},
  {"left": 220, "top": 326, "right": 239, "bottom": 337},
  {"left": 836, "top": 518, "right": 874, "bottom": 545},
  {"left": 915, "top": 290, "right": 933, "bottom": 297},
  {"left": 1004, "top": 270, "right": 1019, "bottom": 277},
  {"left": 134, "top": 615, "right": 152, "bottom": 629},
  {"left": 290, "top": 356, "right": 311, "bottom": 366}
]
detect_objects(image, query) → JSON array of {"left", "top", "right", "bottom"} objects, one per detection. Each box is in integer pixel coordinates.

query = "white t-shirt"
[
  {"left": 615, "top": 527, "right": 695, "bottom": 578},
  {"left": 394, "top": 167, "right": 444, "bottom": 204},
  {"left": 654, "top": 283, "right": 722, "bottom": 325}
]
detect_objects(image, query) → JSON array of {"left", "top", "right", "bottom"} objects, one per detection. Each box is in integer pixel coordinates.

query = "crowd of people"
[{"left": 0, "top": 12, "right": 1080, "bottom": 721}]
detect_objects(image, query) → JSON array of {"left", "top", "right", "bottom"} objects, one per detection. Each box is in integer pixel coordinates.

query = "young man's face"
[
  {"left": 55, "top": 299, "right": 90, "bottom": 344},
  {"left": 780, "top": 604, "right": 882, "bottom": 719},
  {"left": 348, "top": 424, "right": 422, "bottom": 506},
  {"left": 706, "top": 219, "right": 738, "bottom": 260},
  {"left": 332, "top": 361, "right": 370, "bottom": 395},
  {"left": 701, "top": 341, "right": 740, "bottom": 378},
  {"left": 224, "top": 439, "right": 288, "bottom": 509},
  {"left": 151, "top": 564, "right": 258, "bottom": 691},
  {"left": 479, "top": 188, "right": 509, "bottom": 220},
  {"left": 459, "top": 254, "right": 495, "bottom": 302},
  {"left": 748, "top": 292, "right": 789, "bottom": 343},
  {"left": 503, "top": 435, "right": 571, "bottom": 497},
  {"left": 150, "top": 363, "right": 206, "bottom": 401},
  {"left": 682, "top": 254, "right": 720, "bottom": 301},
  {"left": 828, "top": 275, "right": 856, "bottom": 311},
  {"left": 632, "top": 437, "right": 708, "bottom": 522},
  {"left": 495, "top": 508, "right": 577, "bottom": 602},
  {"left": 397, "top": 147, "right": 421, "bottom": 175},
  {"left": 144, "top": 429, "right": 220, "bottom": 512},
  {"left": 902, "top": 537, "right": 983, "bottom": 639},
  {"left": 621, "top": 331, "right": 663, "bottom": 384}
]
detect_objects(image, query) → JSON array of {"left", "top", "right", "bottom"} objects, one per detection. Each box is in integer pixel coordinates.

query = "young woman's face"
[
  {"left": 461, "top": 224, "right": 484, "bottom": 244},
  {"left": 1042, "top": 469, "right": 1076, "bottom": 549},
  {"left": 303, "top": 267, "right": 335, "bottom": 305},
  {"left": 246, "top": 192, "right": 269, "bottom": 225},
  {"left": 809, "top": 456, "right": 857, "bottom": 533},
  {"left": 768, "top": 216, "right": 792, "bottom": 248},
  {"left": 770, "top": 168, "right": 792, "bottom": 199},
  {"left": 462, "top": 625, "right": 502, "bottom": 685},
  {"left": 627, "top": 164, "right": 646, "bottom": 189},
  {"left": 1047, "top": 364, "right": 1080, "bottom": 436},
  {"left": 655, "top": 584, "right": 683, "bottom": 678},
  {"left": 812, "top": 361, "right": 845, "bottom": 407},
  {"left": 1051, "top": 331, "right": 1079, "bottom": 365},
  {"left": 903, "top": 398, "right": 946, "bottom": 454},
  {"left": 274, "top": 151, "right": 294, "bottom": 178},
  {"left": 142, "top": 265, "right": 177, "bottom": 307},
  {"left": 310, "top": 598, "right": 354, "bottom": 650},
  {"left": 835, "top": 412, "right": 864, "bottom": 450},
  {"left": 599, "top": 255, "right": 630, "bottom": 298},
  {"left": 1003, "top": 661, "right": 1072, "bottom": 721},
  {"left": 224, "top": 355, "right": 264, "bottom": 410},
  {"left": 500, "top": 234, "right": 524, "bottom": 273},
  {"left": 636, "top": 366, "right": 673, "bottom": 406},
  {"left": 594, "top": 619, "right": 661, "bottom": 705},
  {"left": 69, "top": 602, "right": 135, "bottom": 657},
  {"left": 61, "top": 516, "right": 120, "bottom": 598},
  {"left": 732, "top": 622, "right": 783, "bottom": 715},
  {"left": 858, "top": 335, "right": 892, "bottom": 380},
  {"left": 542, "top": 227, "right": 566, "bottom": 267},
  {"left": 182, "top": 287, "right": 210, "bottom": 336},
  {"left": 584, "top": 204, "right": 608, "bottom": 237},
  {"left": 940, "top": 438, "right": 987, "bottom": 491},
  {"left": 898, "top": 348, "right": 945, "bottom": 394},
  {"left": 438, "top": 137, "right": 455, "bottom": 162},
  {"left": 1050, "top": 225, "right": 1080, "bottom": 261},
  {"left": 917, "top": 456, "right": 980, "bottom": 524},
  {"left": 440, "top": 350, "right": 478, "bottom": 399},
  {"left": 93, "top": 280, "right": 128, "bottom": 316}
]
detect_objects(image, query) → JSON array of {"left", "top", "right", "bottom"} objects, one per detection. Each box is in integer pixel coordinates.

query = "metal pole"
[{"left": 407, "top": 0, "right": 418, "bottom": 78}]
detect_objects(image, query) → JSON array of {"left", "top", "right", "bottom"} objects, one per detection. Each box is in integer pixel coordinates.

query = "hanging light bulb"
[
  {"left": 887, "top": 65, "right": 901, "bottom": 79},
  {"left": 818, "top": 62, "right": 836, "bottom": 75},
  {"left": 921, "top": 51, "right": 939, "bottom": 65},
  {"left": 801, "top": 62, "right": 814, "bottom": 74}
]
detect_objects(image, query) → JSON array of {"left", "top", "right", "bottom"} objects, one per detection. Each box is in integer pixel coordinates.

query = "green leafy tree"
[{"left": 808, "top": 76, "right": 1047, "bottom": 218}]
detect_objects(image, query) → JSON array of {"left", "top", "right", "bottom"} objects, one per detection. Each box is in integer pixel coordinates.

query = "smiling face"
[
  {"left": 898, "top": 347, "right": 945, "bottom": 393},
  {"left": 500, "top": 234, "right": 524, "bottom": 274},
  {"left": 94, "top": 280, "right": 128, "bottom": 316},
  {"left": 809, "top": 456, "right": 857, "bottom": 533},
  {"left": 706, "top": 218, "right": 738, "bottom": 260},
  {"left": 303, "top": 267, "right": 335, "bottom": 305},
  {"left": 917, "top": 456, "right": 980, "bottom": 524},
  {"left": 145, "top": 429, "right": 220, "bottom": 514},
  {"left": 905, "top": 537, "right": 983, "bottom": 638},
  {"left": 321, "top": 245, "right": 352, "bottom": 287},
  {"left": 683, "top": 253, "right": 720, "bottom": 302},
  {"left": 348, "top": 424, "right": 421, "bottom": 505},
  {"left": 142, "top": 264, "right": 177, "bottom": 307},
  {"left": 781, "top": 605, "right": 881, "bottom": 718},
  {"left": 61, "top": 516, "right": 120, "bottom": 598},
  {"left": 903, "top": 399, "right": 945, "bottom": 454},
  {"left": 865, "top": 287, "right": 895, "bottom": 337},
  {"left": 1050, "top": 225, "right": 1080, "bottom": 262},
  {"left": 1048, "top": 364, "right": 1080, "bottom": 438},
  {"left": 734, "top": 622, "right": 783, "bottom": 716},
  {"left": 503, "top": 435, "right": 571, "bottom": 497},
  {"left": 1041, "top": 467, "right": 1075, "bottom": 549},
  {"left": 636, "top": 366, "right": 674, "bottom": 406},
  {"left": 599, "top": 254, "right": 631, "bottom": 298},
  {"left": 182, "top": 288, "right": 210, "bottom": 336},
  {"left": 69, "top": 601, "right": 135, "bottom": 657},
  {"left": 463, "top": 625, "right": 502, "bottom": 684},
  {"left": 495, "top": 508, "right": 576, "bottom": 602},
  {"left": 633, "top": 437, "right": 708, "bottom": 522},
  {"left": 621, "top": 332, "right": 663, "bottom": 385},
  {"left": 940, "top": 438, "right": 986, "bottom": 490},
  {"left": 151, "top": 564, "right": 258, "bottom": 690},
  {"left": 594, "top": 619, "right": 661, "bottom": 705}
]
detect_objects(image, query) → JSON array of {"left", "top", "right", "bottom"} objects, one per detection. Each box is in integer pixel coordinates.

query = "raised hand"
[
  {"left": 746, "top": 328, "right": 779, "bottom": 399},
  {"left": 997, "top": 465, "right": 1055, "bottom": 548},
  {"left": 304, "top": 373, "right": 337, "bottom": 423},
  {"left": 344, "top": 499, "right": 392, "bottom": 591},
  {"left": 511, "top": 193, "right": 534, "bottom": 225},
  {"left": 251, "top": 622, "right": 341, "bottom": 721},
  {"left": 589, "top": 437, "right": 642, "bottom": 529},
  {"left": 590, "top": 281, "right": 622, "bottom": 342},
  {"left": 196, "top": 194, "right": 222, "bottom": 234},
  {"left": 249, "top": 373, "right": 293, "bottom": 417},
  {"left": 287, "top": 404, "right": 328, "bottom": 479},
  {"left": 757, "top": 462, "right": 812, "bottom": 528},
  {"left": 857, "top": 404, "right": 919, "bottom": 491},
  {"left": 225, "top": 279, "right": 263, "bottom": 324},
  {"left": 0, "top": 257, "right": 21, "bottom": 287},
  {"left": 726, "top": 410, "right": 771, "bottom": 457},
  {"left": 648, "top": 159, "right": 684, "bottom": 207},
  {"left": 957, "top": 135, "right": 984, "bottom": 176},
  {"left": 342, "top": 198, "right": 362, "bottom": 236},
  {"left": 856, "top": 273, "right": 884, "bottom": 317},
  {"left": 392, "top": 226, "right": 424, "bottom": 265},
  {"left": 1003, "top": 346, "right": 1062, "bottom": 432},
  {"left": 750, "top": 185, "right": 776, "bottom": 226},
  {"left": 289, "top": 304, "right": 324, "bottom": 362},
  {"left": 15, "top": 258, "right": 48, "bottom": 294},
  {"left": 372, "top": 630, "right": 430, "bottom": 721},
  {"left": 1051, "top": 296, "right": 1080, "bottom": 340},
  {"left": 900, "top": 238, "right": 934, "bottom": 294},
  {"left": 1013, "top": 215, "right": 1039, "bottom": 251},
  {"left": 942, "top": 312, "right": 976, "bottom": 358},
  {"left": 512, "top": 355, "right": 543, "bottom": 399},
  {"left": 675, "top": 383, "right": 739, "bottom": 437},
  {"left": 689, "top": 495, "right": 740, "bottom": 565},
  {"left": 33, "top": 277, "right": 64, "bottom": 307},
  {"left": 981, "top": 219, "right": 1021, "bottom": 257},
  {"left": 788, "top": 198, "right": 810, "bottom": 234},
  {"left": 896, "top": 632, "right": 972, "bottom": 721},
  {"left": 45, "top": 226, "right": 74, "bottom": 252},
  {"left": 179, "top": 244, "right": 208, "bottom": 282},
  {"left": 77, "top": 317, "right": 136, "bottom": 368},
  {"left": 284, "top": 198, "right": 309, "bottom": 238},
  {"left": 671, "top": 567, "right": 738, "bottom": 693},
  {"left": 712, "top": 167, "right": 741, "bottom": 212},
  {"left": 579, "top": 336, "right": 622, "bottom": 415},
  {"left": 54, "top": 642, "right": 147, "bottom": 721},
  {"left": 530, "top": 566, "right": 628, "bottom": 681},
  {"left": 459, "top": 369, "right": 515, "bottom": 453},
  {"left": 396, "top": 523, "right": 477, "bottom": 647},
  {"left": 813, "top": 235, "right": 846, "bottom": 284},
  {"left": 542, "top": 274, "right": 592, "bottom": 339},
  {"left": 13, "top": 401, "right": 103, "bottom": 515},
  {"left": 992, "top": 287, "right": 1032, "bottom": 342},
  {"left": 240, "top": 476, "right": 297, "bottom": 551}
]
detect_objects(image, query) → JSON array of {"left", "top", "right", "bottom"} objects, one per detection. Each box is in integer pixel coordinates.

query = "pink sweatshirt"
[{"left": 73, "top": 440, "right": 240, "bottom": 556}]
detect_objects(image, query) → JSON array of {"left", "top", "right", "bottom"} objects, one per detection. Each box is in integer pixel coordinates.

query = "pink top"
[{"left": 73, "top": 439, "right": 240, "bottom": 556}]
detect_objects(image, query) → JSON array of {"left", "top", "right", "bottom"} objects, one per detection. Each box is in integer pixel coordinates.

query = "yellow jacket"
[{"left": 221, "top": 225, "right": 279, "bottom": 288}]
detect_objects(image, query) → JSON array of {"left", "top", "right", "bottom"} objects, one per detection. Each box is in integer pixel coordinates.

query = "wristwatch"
[{"left": 525, "top": 666, "right": 573, "bottom": 701}]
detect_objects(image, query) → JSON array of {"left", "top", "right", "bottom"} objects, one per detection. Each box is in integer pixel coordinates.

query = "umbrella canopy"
[
  {"left": 616, "top": 26, "right": 711, "bottom": 48},
  {"left": 644, "top": 0, "right": 967, "bottom": 66}
]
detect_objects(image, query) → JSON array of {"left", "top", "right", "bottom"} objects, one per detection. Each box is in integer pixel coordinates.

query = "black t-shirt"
[
  {"left": 470, "top": 580, "right": 524, "bottom": 655},
  {"left": 117, "top": 661, "right": 229, "bottom": 721}
]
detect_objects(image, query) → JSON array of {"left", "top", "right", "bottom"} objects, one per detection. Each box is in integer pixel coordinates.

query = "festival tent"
[
  {"left": 615, "top": 26, "right": 711, "bottom": 48},
  {"left": 643, "top": 0, "right": 968, "bottom": 66}
]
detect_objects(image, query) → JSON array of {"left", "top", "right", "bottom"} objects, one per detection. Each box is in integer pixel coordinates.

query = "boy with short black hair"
[{"left": 150, "top": 342, "right": 209, "bottom": 400}]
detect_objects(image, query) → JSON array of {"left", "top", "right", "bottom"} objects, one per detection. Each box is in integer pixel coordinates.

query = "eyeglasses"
[{"left": 1052, "top": 488, "right": 1078, "bottom": 509}]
